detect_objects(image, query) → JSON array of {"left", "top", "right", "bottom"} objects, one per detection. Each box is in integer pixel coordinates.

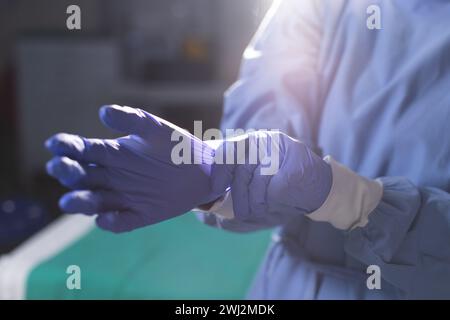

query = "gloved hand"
[
  {"left": 203, "top": 131, "right": 333, "bottom": 231},
  {"left": 46, "top": 105, "right": 332, "bottom": 233},
  {"left": 46, "top": 105, "right": 226, "bottom": 233}
]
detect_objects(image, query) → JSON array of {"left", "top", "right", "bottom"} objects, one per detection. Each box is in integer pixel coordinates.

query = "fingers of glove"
[
  {"left": 95, "top": 210, "right": 146, "bottom": 233},
  {"left": 230, "top": 165, "right": 256, "bottom": 219},
  {"left": 99, "top": 105, "right": 164, "bottom": 138},
  {"left": 248, "top": 170, "right": 272, "bottom": 215},
  {"left": 59, "top": 190, "right": 127, "bottom": 215},
  {"left": 46, "top": 157, "right": 109, "bottom": 189},
  {"left": 209, "top": 137, "right": 253, "bottom": 195},
  {"left": 100, "top": 105, "right": 196, "bottom": 149},
  {"left": 45, "top": 133, "right": 113, "bottom": 165},
  {"left": 210, "top": 162, "right": 235, "bottom": 196}
]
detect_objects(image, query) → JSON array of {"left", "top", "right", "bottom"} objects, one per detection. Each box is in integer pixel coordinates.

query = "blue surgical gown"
[{"left": 202, "top": 0, "right": 450, "bottom": 299}]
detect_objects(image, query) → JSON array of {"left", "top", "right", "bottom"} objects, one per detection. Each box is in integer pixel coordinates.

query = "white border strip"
[{"left": 0, "top": 215, "right": 95, "bottom": 300}]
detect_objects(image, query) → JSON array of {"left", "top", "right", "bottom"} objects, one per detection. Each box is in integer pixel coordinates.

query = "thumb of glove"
[{"left": 99, "top": 105, "right": 163, "bottom": 138}]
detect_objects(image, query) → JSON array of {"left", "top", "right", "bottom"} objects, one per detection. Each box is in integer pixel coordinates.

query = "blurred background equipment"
[
  {"left": 0, "top": 214, "right": 270, "bottom": 300},
  {"left": 0, "top": 197, "right": 49, "bottom": 253},
  {"left": 16, "top": 38, "right": 120, "bottom": 178}
]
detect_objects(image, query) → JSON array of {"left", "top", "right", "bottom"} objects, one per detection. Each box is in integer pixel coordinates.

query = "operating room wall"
[{"left": 0, "top": 0, "right": 105, "bottom": 195}]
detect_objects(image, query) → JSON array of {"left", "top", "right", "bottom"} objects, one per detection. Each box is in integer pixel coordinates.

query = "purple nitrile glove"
[
  {"left": 201, "top": 131, "right": 333, "bottom": 231},
  {"left": 46, "top": 105, "right": 226, "bottom": 233}
]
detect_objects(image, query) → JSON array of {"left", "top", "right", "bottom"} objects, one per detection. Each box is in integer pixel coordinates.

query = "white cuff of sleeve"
[
  {"left": 306, "top": 156, "right": 384, "bottom": 230},
  {"left": 192, "top": 191, "right": 235, "bottom": 219}
]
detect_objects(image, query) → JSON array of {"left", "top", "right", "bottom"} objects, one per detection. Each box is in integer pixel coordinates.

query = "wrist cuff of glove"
[
  {"left": 306, "top": 156, "right": 384, "bottom": 230},
  {"left": 192, "top": 191, "right": 235, "bottom": 219}
]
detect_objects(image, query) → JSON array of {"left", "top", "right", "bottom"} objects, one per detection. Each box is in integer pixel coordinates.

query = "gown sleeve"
[
  {"left": 221, "top": 0, "right": 324, "bottom": 151},
  {"left": 345, "top": 177, "right": 450, "bottom": 298}
]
